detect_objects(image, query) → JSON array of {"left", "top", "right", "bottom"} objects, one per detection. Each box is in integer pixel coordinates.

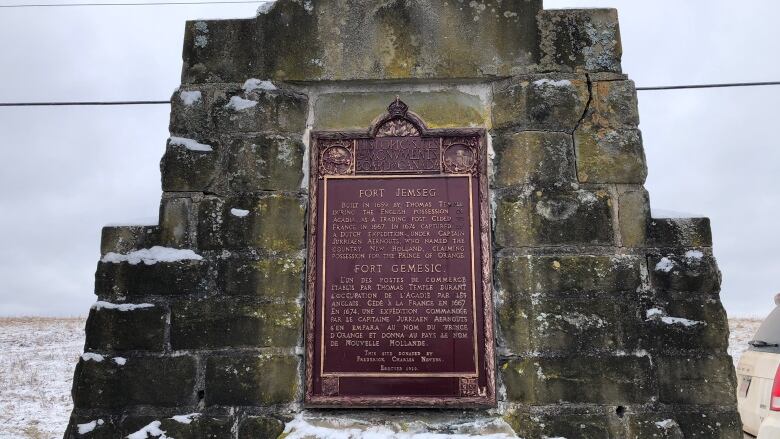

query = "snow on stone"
[
  {"left": 179, "top": 90, "right": 202, "bottom": 106},
  {"left": 77, "top": 419, "right": 104, "bottom": 434},
  {"left": 113, "top": 357, "right": 127, "bottom": 366},
  {"left": 194, "top": 35, "right": 208, "bottom": 48},
  {"left": 243, "top": 78, "right": 277, "bottom": 92},
  {"left": 101, "top": 246, "right": 203, "bottom": 265},
  {"left": 225, "top": 96, "right": 258, "bottom": 111},
  {"left": 533, "top": 78, "right": 572, "bottom": 87},
  {"left": 230, "top": 208, "right": 250, "bottom": 217},
  {"left": 127, "top": 420, "right": 168, "bottom": 439},
  {"left": 169, "top": 136, "right": 213, "bottom": 152},
  {"left": 171, "top": 413, "right": 200, "bottom": 424},
  {"left": 685, "top": 250, "right": 704, "bottom": 260},
  {"left": 92, "top": 301, "right": 154, "bottom": 311},
  {"left": 661, "top": 316, "right": 705, "bottom": 327},
  {"left": 654, "top": 257, "right": 675, "bottom": 272},
  {"left": 645, "top": 308, "right": 664, "bottom": 319},
  {"left": 81, "top": 353, "right": 104, "bottom": 362},
  {"left": 256, "top": 1, "right": 275, "bottom": 15},
  {"left": 655, "top": 419, "right": 676, "bottom": 429}
]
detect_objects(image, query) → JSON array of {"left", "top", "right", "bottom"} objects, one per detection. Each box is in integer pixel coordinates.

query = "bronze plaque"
[{"left": 305, "top": 99, "right": 495, "bottom": 407}]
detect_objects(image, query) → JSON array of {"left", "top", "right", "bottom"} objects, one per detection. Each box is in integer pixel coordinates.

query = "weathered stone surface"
[
  {"left": 644, "top": 300, "right": 729, "bottom": 351},
  {"left": 497, "top": 294, "right": 641, "bottom": 355},
  {"left": 575, "top": 128, "right": 647, "bottom": 184},
  {"left": 494, "top": 188, "right": 614, "bottom": 247},
  {"left": 225, "top": 135, "right": 304, "bottom": 192},
  {"left": 72, "top": 355, "right": 196, "bottom": 408},
  {"left": 656, "top": 355, "right": 737, "bottom": 405},
  {"left": 314, "top": 90, "right": 489, "bottom": 131},
  {"left": 501, "top": 355, "right": 654, "bottom": 404},
  {"left": 169, "top": 88, "right": 210, "bottom": 137},
  {"left": 238, "top": 416, "right": 286, "bottom": 439},
  {"left": 538, "top": 9, "right": 622, "bottom": 73},
  {"left": 506, "top": 409, "right": 625, "bottom": 439},
  {"left": 159, "top": 196, "right": 193, "bottom": 248},
  {"left": 160, "top": 136, "right": 221, "bottom": 192},
  {"left": 100, "top": 225, "right": 159, "bottom": 256},
  {"left": 85, "top": 305, "right": 165, "bottom": 351},
  {"left": 95, "top": 259, "right": 208, "bottom": 297},
  {"left": 649, "top": 217, "right": 713, "bottom": 248},
  {"left": 170, "top": 297, "right": 301, "bottom": 349},
  {"left": 673, "top": 409, "right": 743, "bottom": 438},
  {"left": 495, "top": 254, "right": 642, "bottom": 296},
  {"left": 182, "top": 0, "right": 542, "bottom": 83},
  {"left": 205, "top": 355, "right": 298, "bottom": 406},
  {"left": 197, "top": 194, "right": 306, "bottom": 251},
  {"left": 584, "top": 80, "right": 640, "bottom": 128},
  {"left": 492, "top": 76, "right": 589, "bottom": 131},
  {"left": 648, "top": 252, "right": 721, "bottom": 298},
  {"left": 617, "top": 186, "right": 649, "bottom": 247},
  {"left": 211, "top": 87, "right": 308, "bottom": 134},
  {"left": 64, "top": 416, "right": 119, "bottom": 439},
  {"left": 158, "top": 415, "right": 233, "bottom": 439},
  {"left": 492, "top": 131, "right": 576, "bottom": 187},
  {"left": 625, "top": 414, "right": 684, "bottom": 439},
  {"left": 217, "top": 253, "right": 303, "bottom": 299}
]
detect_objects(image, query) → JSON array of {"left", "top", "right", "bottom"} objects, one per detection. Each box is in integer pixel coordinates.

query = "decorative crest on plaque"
[
  {"left": 374, "top": 97, "right": 423, "bottom": 137},
  {"left": 319, "top": 140, "right": 354, "bottom": 175},
  {"left": 443, "top": 137, "right": 479, "bottom": 174}
]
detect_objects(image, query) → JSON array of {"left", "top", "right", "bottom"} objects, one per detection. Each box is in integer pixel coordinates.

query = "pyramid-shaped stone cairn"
[{"left": 65, "top": 1, "right": 741, "bottom": 437}]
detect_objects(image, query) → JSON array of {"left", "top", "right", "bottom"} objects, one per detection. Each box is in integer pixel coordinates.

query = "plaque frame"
[{"left": 304, "top": 99, "right": 495, "bottom": 408}]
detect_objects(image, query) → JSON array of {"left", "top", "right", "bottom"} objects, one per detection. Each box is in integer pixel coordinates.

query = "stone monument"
[{"left": 65, "top": 1, "right": 741, "bottom": 437}]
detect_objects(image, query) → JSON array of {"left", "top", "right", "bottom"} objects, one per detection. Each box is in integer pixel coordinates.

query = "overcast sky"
[{"left": 0, "top": 0, "right": 778, "bottom": 317}]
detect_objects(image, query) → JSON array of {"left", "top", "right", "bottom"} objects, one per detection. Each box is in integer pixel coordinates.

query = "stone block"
[
  {"left": 238, "top": 416, "right": 286, "bottom": 439},
  {"left": 159, "top": 197, "right": 193, "bottom": 248},
  {"left": 217, "top": 253, "right": 303, "bottom": 300},
  {"left": 584, "top": 80, "right": 640, "bottom": 128},
  {"left": 314, "top": 91, "right": 489, "bottom": 131},
  {"left": 197, "top": 194, "right": 306, "bottom": 251},
  {"left": 182, "top": 1, "right": 542, "bottom": 83},
  {"left": 169, "top": 88, "right": 210, "bottom": 137},
  {"left": 648, "top": 252, "right": 721, "bottom": 298},
  {"left": 95, "top": 259, "right": 208, "bottom": 297},
  {"left": 160, "top": 136, "right": 221, "bottom": 192},
  {"left": 497, "top": 294, "right": 641, "bottom": 355},
  {"left": 72, "top": 355, "right": 196, "bottom": 409},
  {"left": 224, "top": 135, "right": 304, "bottom": 192},
  {"left": 538, "top": 9, "right": 622, "bottom": 73},
  {"left": 494, "top": 188, "right": 614, "bottom": 247},
  {"left": 170, "top": 297, "right": 301, "bottom": 349},
  {"left": 84, "top": 304, "right": 165, "bottom": 352},
  {"left": 649, "top": 217, "right": 713, "bottom": 247},
  {"left": 64, "top": 416, "right": 118, "bottom": 439},
  {"left": 574, "top": 127, "right": 647, "bottom": 184},
  {"left": 495, "top": 254, "right": 642, "bottom": 296},
  {"left": 506, "top": 409, "right": 624, "bottom": 439},
  {"left": 211, "top": 87, "right": 308, "bottom": 134},
  {"left": 673, "top": 409, "right": 743, "bottom": 439},
  {"left": 100, "top": 225, "right": 159, "bottom": 256},
  {"left": 492, "top": 75, "right": 589, "bottom": 131},
  {"left": 158, "top": 415, "right": 233, "bottom": 439},
  {"left": 644, "top": 300, "right": 729, "bottom": 351},
  {"left": 656, "top": 355, "right": 737, "bottom": 405},
  {"left": 491, "top": 131, "right": 576, "bottom": 187},
  {"left": 501, "top": 355, "right": 655, "bottom": 404},
  {"left": 205, "top": 355, "right": 298, "bottom": 406},
  {"left": 625, "top": 414, "right": 684, "bottom": 439},
  {"left": 617, "top": 186, "right": 650, "bottom": 247}
]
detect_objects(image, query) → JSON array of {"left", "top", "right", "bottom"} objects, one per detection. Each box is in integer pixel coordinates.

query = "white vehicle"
[{"left": 737, "top": 297, "right": 780, "bottom": 438}]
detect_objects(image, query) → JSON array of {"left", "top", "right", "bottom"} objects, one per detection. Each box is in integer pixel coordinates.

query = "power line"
[
  {"left": 1, "top": 81, "right": 779, "bottom": 107},
  {"left": 0, "top": 0, "right": 264, "bottom": 8}
]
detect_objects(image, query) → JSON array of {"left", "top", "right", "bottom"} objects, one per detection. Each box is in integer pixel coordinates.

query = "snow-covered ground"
[{"left": 0, "top": 317, "right": 763, "bottom": 439}]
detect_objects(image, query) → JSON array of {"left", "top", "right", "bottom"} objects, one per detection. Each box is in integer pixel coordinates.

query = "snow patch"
[
  {"left": 655, "top": 419, "right": 676, "bottom": 429},
  {"left": 127, "top": 421, "right": 168, "bottom": 439},
  {"left": 194, "top": 35, "right": 208, "bottom": 48},
  {"left": 243, "top": 78, "right": 277, "bottom": 92},
  {"left": 661, "top": 316, "right": 705, "bottom": 327},
  {"left": 81, "top": 353, "right": 104, "bottom": 362},
  {"left": 169, "top": 136, "right": 213, "bottom": 152},
  {"left": 646, "top": 308, "right": 664, "bottom": 319},
  {"left": 113, "top": 357, "right": 127, "bottom": 366},
  {"left": 77, "top": 419, "right": 105, "bottom": 434},
  {"left": 685, "top": 250, "right": 704, "bottom": 260},
  {"left": 533, "top": 78, "right": 572, "bottom": 88},
  {"left": 92, "top": 301, "right": 154, "bottom": 311},
  {"left": 101, "top": 246, "right": 203, "bottom": 265},
  {"left": 225, "top": 96, "right": 258, "bottom": 111},
  {"left": 179, "top": 90, "right": 202, "bottom": 106},
  {"left": 654, "top": 257, "right": 675, "bottom": 273},
  {"left": 256, "top": 0, "right": 275, "bottom": 14},
  {"left": 230, "top": 208, "right": 250, "bottom": 217},
  {"left": 171, "top": 413, "right": 200, "bottom": 424}
]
